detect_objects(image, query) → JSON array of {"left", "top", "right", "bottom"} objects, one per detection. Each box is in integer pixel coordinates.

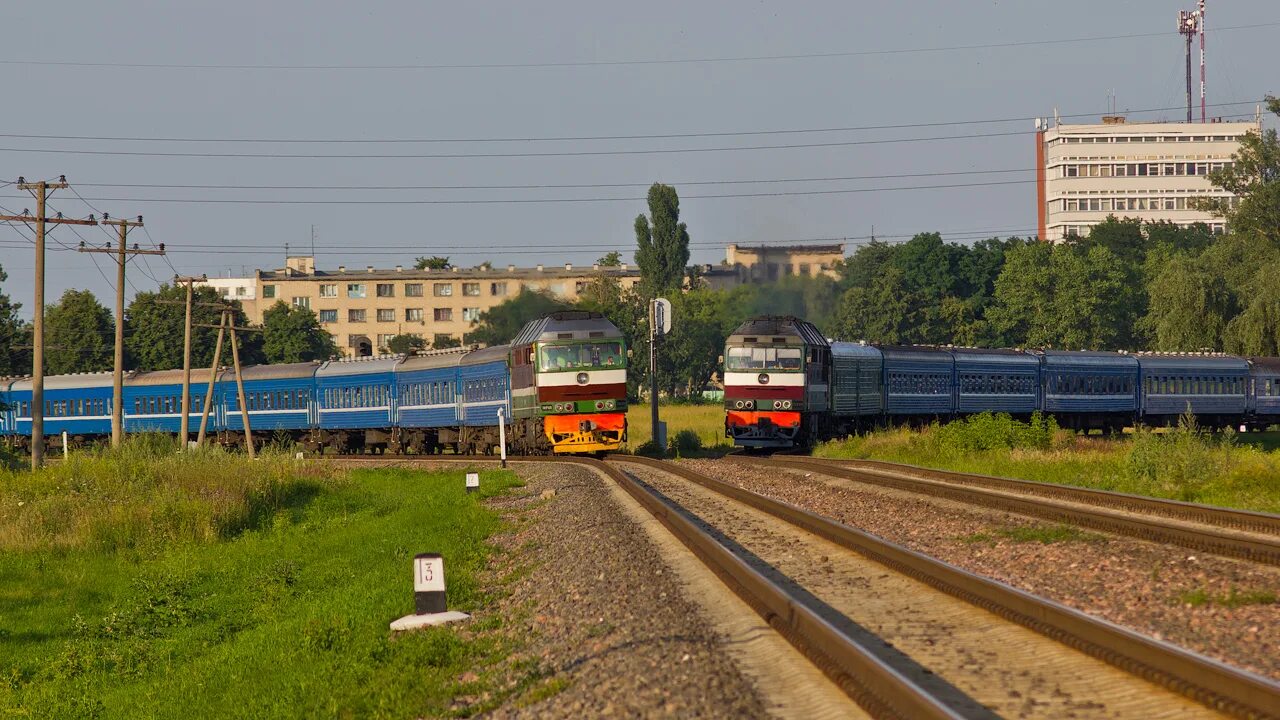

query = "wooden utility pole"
[
  {"left": 77, "top": 217, "right": 164, "bottom": 448},
  {"left": 173, "top": 275, "right": 207, "bottom": 448},
  {"left": 195, "top": 313, "right": 261, "bottom": 458},
  {"left": 196, "top": 312, "right": 227, "bottom": 446},
  {"left": 0, "top": 176, "right": 98, "bottom": 468}
]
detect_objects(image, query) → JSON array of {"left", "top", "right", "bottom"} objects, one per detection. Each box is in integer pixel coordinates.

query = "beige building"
[
  {"left": 201, "top": 243, "right": 843, "bottom": 356},
  {"left": 723, "top": 243, "right": 844, "bottom": 281},
  {"left": 1036, "top": 114, "right": 1259, "bottom": 241}
]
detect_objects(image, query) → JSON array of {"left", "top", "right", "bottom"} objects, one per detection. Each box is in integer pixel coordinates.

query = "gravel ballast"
[
  {"left": 473, "top": 462, "right": 773, "bottom": 718},
  {"left": 686, "top": 458, "right": 1280, "bottom": 681}
]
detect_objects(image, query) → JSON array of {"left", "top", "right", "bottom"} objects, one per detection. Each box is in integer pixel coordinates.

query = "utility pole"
[
  {"left": 648, "top": 298, "right": 672, "bottom": 453},
  {"left": 173, "top": 275, "right": 207, "bottom": 448},
  {"left": 78, "top": 217, "right": 165, "bottom": 448},
  {"left": 0, "top": 176, "right": 98, "bottom": 468},
  {"left": 196, "top": 312, "right": 227, "bottom": 447},
  {"left": 195, "top": 311, "right": 261, "bottom": 458}
]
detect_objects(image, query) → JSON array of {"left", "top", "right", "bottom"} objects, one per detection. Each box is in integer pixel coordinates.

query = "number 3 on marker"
[{"left": 421, "top": 563, "right": 433, "bottom": 583}]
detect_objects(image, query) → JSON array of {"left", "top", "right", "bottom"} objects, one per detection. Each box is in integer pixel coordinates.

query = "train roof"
[
  {"left": 1033, "top": 349, "right": 1140, "bottom": 369},
  {"left": 12, "top": 371, "right": 116, "bottom": 391},
  {"left": 949, "top": 347, "right": 1039, "bottom": 366},
  {"left": 236, "top": 362, "right": 322, "bottom": 381},
  {"left": 126, "top": 367, "right": 227, "bottom": 386},
  {"left": 876, "top": 345, "right": 954, "bottom": 361},
  {"left": 1248, "top": 357, "right": 1280, "bottom": 373},
  {"left": 727, "top": 316, "right": 829, "bottom": 348},
  {"left": 511, "top": 311, "right": 621, "bottom": 345},
  {"left": 396, "top": 347, "right": 468, "bottom": 373},
  {"left": 829, "top": 341, "right": 882, "bottom": 359},
  {"left": 1135, "top": 353, "right": 1249, "bottom": 372},
  {"left": 460, "top": 344, "right": 510, "bottom": 367},
  {"left": 316, "top": 355, "right": 403, "bottom": 377}
]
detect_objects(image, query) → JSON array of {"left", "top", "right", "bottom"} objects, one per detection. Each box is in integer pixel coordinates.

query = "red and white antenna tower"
[{"left": 1177, "top": 0, "right": 1207, "bottom": 123}]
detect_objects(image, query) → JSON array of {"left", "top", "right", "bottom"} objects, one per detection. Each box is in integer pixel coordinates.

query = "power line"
[
  {"left": 1, "top": 179, "right": 1035, "bottom": 206},
  {"left": 1, "top": 22, "right": 1277, "bottom": 71},
  {"left": 0, "top": 100, "right": 1261, "bottom": 144},
  {"left": 0, "top": 112, "right": 1257, "bottom": 160}
]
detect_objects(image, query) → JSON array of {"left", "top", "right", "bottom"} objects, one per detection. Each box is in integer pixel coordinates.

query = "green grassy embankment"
[
  {"left": 814, "top": 413, "right": 1280, "bottom": 514},
  {"left": 625, "top": 403, "right": 728, "bottom": 454},
  {"left": 0, "top": 439, "right": 528, "bottom": 719}
]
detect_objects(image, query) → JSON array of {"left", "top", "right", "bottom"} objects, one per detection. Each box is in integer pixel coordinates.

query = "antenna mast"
[
  {"left": 1178, "top": 10, "right": 1196, "bottom": 123},
  {"left": 1199, "top": 0, "right": 1206, "bottom": 123}
]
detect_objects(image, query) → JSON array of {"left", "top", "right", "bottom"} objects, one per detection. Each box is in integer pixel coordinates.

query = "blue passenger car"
[
  {"left": 223, "top": 362, "right": 318, "bottom": 435},
  {"left": 124, "top": 369, "right": 205, "bottom": 434},
  {"left": 315, "top": 356, "right": 399, "bottom": 451},
  {"left": 396, "top": 350, "right": 465, "bottom": 430},
  {"left": 458, "top": 345, "right": 512, "bottom": 428},
  {"left": 951, "top": 348, "right": 1039, "bottom": 416},
  {"left": 11, "top": 372, "right": 115, "bottom": 442},
  {"left": 878, "top": 346, "right": 954, "bottom": 420},
  {"left": 829, "top": 342, "right": 884, "bottom": 424},
  {"left": 1036, "top": 351, "right": 1138, "bottom": 432},
  {"left": 1137, "top": 353, "right": 1248, "bottom": 427},
  {"left": 1247, "top": 357, "right": 1280, "bottom": 429}
]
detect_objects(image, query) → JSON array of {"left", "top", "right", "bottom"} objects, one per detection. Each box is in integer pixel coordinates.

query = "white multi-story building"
[{"left": 1035, "top": 114, "right": 1260, "bottom": 241}]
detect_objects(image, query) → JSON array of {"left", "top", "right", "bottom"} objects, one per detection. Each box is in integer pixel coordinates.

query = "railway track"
[
  {"left": 337, "top": 453, "right": 1278, "bottom": 718},
  {"left": 742, "top": 454, "right": 1280, "bottom": 567}
]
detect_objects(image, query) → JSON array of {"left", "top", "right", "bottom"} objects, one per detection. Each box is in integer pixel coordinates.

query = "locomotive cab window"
[
  {"left": 539, "top": 341, "right": 625, "bottom": 370},
  {"left": 725, "top": 346, "right": 803, "bottom": 371}
]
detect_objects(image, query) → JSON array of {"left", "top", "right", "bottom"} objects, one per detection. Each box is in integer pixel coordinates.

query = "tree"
[
  {"left": 125, "top": 284, "right": 262, "bottom": 370},
  {"left": 432, "top": 334, "right": 462, "bottom": 349},
  {"left": 414, "top": 256, "right": 451, "bottom": 270},
  {"left": 463, "top": 288, "right": 569, "bottom": 346},
  {"left": 634, "top": 183, "right": 690, "bottom": 297},
  {"left": 1223, "top": 262, "right": 1280, "bottom": 356},
  {"left": 387, "top": 334, "right": 427, "bottom": 355},
  {"left": 1143, "top": 255, "right": 1232, "bottom": 351},
  {"left": 597, "top": 251, "right": 623, "bottom": 267},
  {"left": 1196, "top": 95, "right": 1280, "bottom": 242},
  {"left": 261, "top": 301, "right": 339, "bottom": 363},
  {"left": 0, "top": 265, "right": 30, "bottom": 376},
  {"left": 44, "top": 289, "right": 113, "bottom": 374}
]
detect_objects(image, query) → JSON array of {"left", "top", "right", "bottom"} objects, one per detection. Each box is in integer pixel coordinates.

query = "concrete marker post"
[
  {"left": 389, "top": 553, "right": 470, "bottom": 631},
  {"left": 61, "top": 430, "right": 68, "bottom": 460},
  {"left": 496, "top": 407, "right": 508, "bottom": 468},
  {"left": 465, "top": 472, "right": 480, "bottom": 494}
]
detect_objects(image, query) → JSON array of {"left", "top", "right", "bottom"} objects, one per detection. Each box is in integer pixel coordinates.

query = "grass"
[
  {"left": 0, "top": 438, "right": 528, "bottom": 719},
  {"left": 624, "top": 403, "right": 731, "bottom": 455},
  {"left": 963, "top": 523, "right": 1103, "bottom": 545},
  {"left": 815, "top": 412, "right": 1280, "bottom": 514},
  {"left": 1177, "top": 587, "right": 1278, "bottom": 608}
]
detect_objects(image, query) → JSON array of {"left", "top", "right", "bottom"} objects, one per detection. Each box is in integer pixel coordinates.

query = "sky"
[{"left": 0, "top": 0, "right": 1276, "bottom": 318}]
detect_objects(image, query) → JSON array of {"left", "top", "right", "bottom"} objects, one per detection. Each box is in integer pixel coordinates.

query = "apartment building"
[
  {"left": 724, "top": 243, "right": 845, "bottom": 281},
  {"left": 1036, "top": 114, "right": 1259, "bottom": 241}
]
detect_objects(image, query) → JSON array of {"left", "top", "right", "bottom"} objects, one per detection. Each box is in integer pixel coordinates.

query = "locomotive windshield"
[
  {"left": 725, "top": 345, "right": 803, "bottom": 371},
  {"left": 539, "top": 341, "right": 625, "bottom": 371}
]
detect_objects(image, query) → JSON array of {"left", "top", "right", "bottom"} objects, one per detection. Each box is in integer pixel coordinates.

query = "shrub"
[
  {"left": 932, "top": 412, "right": 1058, "bottom": 454},
  {"left": 632, "top": 440, "right": 665, "bottom": 458},
  {"left": 669, "top": 429, "right": 703, "bottom": 457}
]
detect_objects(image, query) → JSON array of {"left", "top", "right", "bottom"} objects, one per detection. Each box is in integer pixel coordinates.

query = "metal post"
[
  {"left": 111, "top": 227, "right": 127, "bottom": 448},
  {"left": 497, "top": 407, "right": 507, "bottom": 468},
  {"left": 228, "top": 314, "right": 254, "bottom": 459},
  {"left": 61, "top": 430, "right": 68, "bottom": 460},
  {"left": 178, "top": 277, "right": 194, "bottom": 448},
  {"left": 196, "top": 313, "right": 226, "bottom": 446},
  {"left": 649, "top": 313, "right": 659, "bottom": 453}
]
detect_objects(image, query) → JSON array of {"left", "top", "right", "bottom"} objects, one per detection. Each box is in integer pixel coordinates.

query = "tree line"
[{"left": 0, "top": 283, "right": 337, "bottom": 376}]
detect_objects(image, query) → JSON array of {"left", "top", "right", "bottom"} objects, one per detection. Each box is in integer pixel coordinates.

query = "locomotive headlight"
[
  {"left": 605, "top": 400, "right": 615, "bottom": 410},
  {"left": 595, "top": 401, "right": 604, "bottom": 410},
  {"left": 773, "top": 400, "right": 783, "bottom": 409},
  {"left": 782, "top": 400, "right": 792, "bottom": 410},
  {"left": 744, "top": 400, "right": 754, "bottom": 410}
]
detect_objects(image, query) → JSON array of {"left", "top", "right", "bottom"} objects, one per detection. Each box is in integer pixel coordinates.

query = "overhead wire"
[{"left": 0, "top": 21, "right": 1276, "bottom": 70}]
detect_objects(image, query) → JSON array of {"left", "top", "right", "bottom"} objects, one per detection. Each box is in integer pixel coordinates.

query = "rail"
[
  {"left": 745, "top": 455, "right": 1280, "bottom": 567},
  {"left": 612, "top": 454, "right": 1280, "bottom": 719}
]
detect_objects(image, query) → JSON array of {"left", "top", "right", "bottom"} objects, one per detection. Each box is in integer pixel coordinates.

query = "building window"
[
  {"left": 348, "top": 309, "right": 367, "bottom": 323},
  {"left": 798, "top": 263, "right": 811, "bottom": 276},
  {"left": 319, "top": 284, "right": 337, "bottom": 297},
  {"left": 235, "top": 286, "right": 247, "bottom": 297},
  {"left": 319, "top": 309, "right": 337, "bottom": 323},
  {"left": 377, "top": 334, "right": 395, "bottom": 349},
  {"left": 461, "top": 282, "right": 481, "bottom": 296},
  {"left": 262, "top": 285, "right": 276, "bottom": 299},
  {"left": 376, "top": 283, "right": 395, "bottom": 298},
  {"left": 291, "top": 296, "right": 310, "bottom": 309},
  {"left": 434, "top": 308, "right": 453, "bottom": 322},
  {"left": 433, "top": 283, "right": 453, "bottom": 297},
  {"left": 491, "top": 282, "right": 508, "bottom": 296},
  {"left": 405, "top": 283, "right": 423, "bottom": 297},
  {"left": 547, "top": 283, "right": 565, "bottom": 295},
  {"left": 405, "top": 308, "right": 424, "bottom": 322},
  {"left": 462, "top": 307, "right": 481, "bottom": 322},
  {"left": 347, "top": 283, "right": 366, "bottom": 298},
  {"left": 376, "top": 308, "right": 395, "bottom": 322}
]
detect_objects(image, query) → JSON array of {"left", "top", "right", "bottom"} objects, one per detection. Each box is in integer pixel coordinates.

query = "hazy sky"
[{"left": 1, "top": 0, "right": 1275, "bottom": 317}]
